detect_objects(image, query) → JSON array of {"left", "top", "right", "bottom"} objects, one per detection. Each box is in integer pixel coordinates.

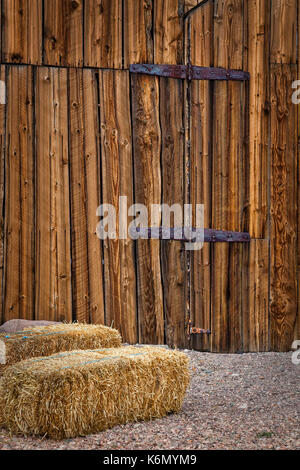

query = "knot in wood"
[{"left": 71, "top": 0, "right": 80, "bottom": 10}]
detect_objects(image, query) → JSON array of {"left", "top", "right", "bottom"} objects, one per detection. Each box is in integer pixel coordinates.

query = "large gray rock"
[{"left": 0, "top": 319, "right": 60, "bottom": 334}]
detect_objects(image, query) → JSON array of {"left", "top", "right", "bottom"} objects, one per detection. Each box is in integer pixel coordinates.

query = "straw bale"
[
  {"left": 0, "top": 323, "right": 121, "bottom": 372},
  {"left": 0, "top": 346, "right": 190, "bottom": 439}
]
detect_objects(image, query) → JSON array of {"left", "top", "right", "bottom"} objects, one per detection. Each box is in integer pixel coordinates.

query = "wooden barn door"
[
  {"left": 130, "top": 0, "right": 251, "bottom": 352},
  {"left": 186, "top": 1, "right": 249, "bottom": 352},
  {"left": 186, "top": 1, "right": 248, "bottom": 353},
  {"left": 131, "top": 73, "right": 187, "bottom": 349}
]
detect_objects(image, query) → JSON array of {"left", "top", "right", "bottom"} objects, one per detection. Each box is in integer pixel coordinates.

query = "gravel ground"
[{"left": 0, "top": 349, "right": 299, "bottom": 450}]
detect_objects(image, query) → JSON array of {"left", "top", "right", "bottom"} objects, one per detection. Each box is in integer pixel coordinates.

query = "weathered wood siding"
[{"left": 0, "top": 0, "right": 298, "bottom": 351}]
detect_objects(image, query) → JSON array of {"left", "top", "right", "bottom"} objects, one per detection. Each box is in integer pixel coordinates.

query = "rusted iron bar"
[
  {"left": 132, "top": 227, "right": 250, "bottom": 243},
  {"left": 187, "top": 321, "right": 211, "bottom": 339},
  {"left": 130, "top": 64, "right": 186, "bottom": 79},
  {"left": 130, "top": 64, "right": 250, "bottom": 81},
  {"left": 189, "top": 326, "right": 211, "bottom": 334},
  {"left": 204, "top": 229, "right": 250, "bottom": 242},
  {"left": 191, "top": 66, "right": 250, "bottom": 81}
]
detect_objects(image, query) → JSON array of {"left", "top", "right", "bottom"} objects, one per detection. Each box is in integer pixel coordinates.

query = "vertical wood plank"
[
  {"left": 270, "top": 0, "right": 297, "bottom": 64},
  {"left": 0, "top": 1, "right": 2, "bottom": 56},
  {"left": 160, "top": 77, "right": 186, "bottom": 349},
  {"left": 212, "top": 0, "right": 244, "bottom": 229},
  {"left": 242, "top": 239, "right": 269, "bottom": 352},
  {"left": 210, "top": 243, "right": 243, "bottom": 353},
  {"left": 69, "top": 68, "right": 89, "bottom": 323},
  {"left": 246, "top": 0, "right": 270, "bottom": 239},
  {"left": 154, "top": 0, "right": 184, "bottom": 64},
  {"left": 190, "top": 79, "right": 212, "bottom": 351},
  {"left": 297, "top": 0, "right": 300, "bottom": 342},
  {"left": 3, "top": 66, "right": 35, "bottom": 320},
  {"left": 44, "top": 0, "right": 83, "bottom": 67},
  {"left": 84, "top": 0, "right": 122, "bottom": 68},
  {"left": 99, "top": 70, "right": 137, "bottom": 342},
  {"left": 242, "top": 0, "right": 270, "bottom": 352},
  {"left": 35, "top": 67, "right": 72, "bottom": 322},
  {"left": 270, "top": 64, "right": 297, "bottom": 351},
  {"left": 82, "top": 69, "right": 105, "bottom": 325},
  {"left": 2, "top": 0, "right": 42, "bottom": 64},
  {"left": 187, "top": 2, "right": 213, "bottom": 351},
  {"left": 68, "top": 68, "right": 105, "bottom": 324},
  {"left": 123, "top": 0, "right": 153, "bottom": 68},
  {"left": 183, "top": 18, "right": 190, "bottom": 347},
  {"left": 0, "top": 66, "right": 5, "bottom": 324},
  {"left": 131, "top": 73, "right": 164, "bottom": 344},
  {"left": 211, "top": 0, "right": 244, "bottom": 352},
  {"left": 189, "top": 0, "right": 213, "bottom": 66}
]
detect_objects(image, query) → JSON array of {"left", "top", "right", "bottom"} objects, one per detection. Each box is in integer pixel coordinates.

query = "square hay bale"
[
  {"left": 0, "top": 323, "right": 121, "bottom": 372},
  {"left": 0, "top": 346, "right": 190, "bottom": 439}
]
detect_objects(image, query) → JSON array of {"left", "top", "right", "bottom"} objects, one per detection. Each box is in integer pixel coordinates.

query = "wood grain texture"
[
  {"left": 81, "top": 69, "right": 105, "bottom": 325},
  {"left": 246, "top": 0, "right": 270, "bottom": 239},
  {"left": 189, "top": 79, "right": 212, "bottom": 351},
  {"left": 154, "top": 0, "right": 184, "bottom": 64},
  {"left": 213, "top": 0, "right": 244, "bottom": 70},
  {"left": 35, "top": 67, "right": 72, "bottom": 322},
  {"left": 187, "top": 2, "right": 213, "bottom": 351},
  {"left": 84, "top": 0, "right": 122, "bottom": 68},
  {"left": 3, "top": 66, "right": 35, "bottom": 320},
  {"left": 242, "top": 4, "right": 270, "bottom": 351},
  {"left": 183, "top": 19, "right": 190, "bottom": 347},
  {"left": 123, "top": 0, "right": 153, "bottom": 68},
  {"left": 68, "top": 68, "right": 88, "bottom": 322},
  {"left": 211, "top": 0, "right": 244, "bottom": 352},
  {"left": 210, "top": 243, "right": 243, "bottom": 353},
  {"left": 0, "top": 66, "right": 5, "bottom": 324},
  {"left": 160, "top": 77, "right": 186, "bottom": 349},
  {"left": 44, "top": 0, "right": 83, "bottom": 67},
  {"left": 0, "top": 3, "right": 1, "bottom": 56},
  {"left": 131, "top": 73, "right": 164, "bottom": 344},
  {"left": 2, "top": 0, "right": 42, "bottom": 64},
  {"left": 212, "top": 0, "right": 243, "bottom": 232},
  {"left": 188, "top": 0, "right": 213, "bottom": 67},
  {"left": 99, "top": 70, "right": 137, "bottom": 343},
  {"left": 68, "top": 68, "right": 104, "bottom": 324},
  {"left": 270, "top": 64, "right": 297, "bottom": 351},
  {"left": 297, "top": 0, "right": 300, "bottom": 342},
  {"left": 211, "top": 81, "right": 243, "bottom": 232},
  {"left": 242, "top": 239, "right": 269, "bottom": 352},
  {"left": 270, "top": 0, "right": 297, "bottom": 64},
  {"left": 184, "top": 0, "right": 203, "bottom": 13},
  {"left": 243, "top": 0, "right": 270, "bottom": 351}
]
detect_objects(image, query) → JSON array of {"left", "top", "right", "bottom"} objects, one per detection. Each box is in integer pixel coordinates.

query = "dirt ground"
[{"left": 0, "top": 350, "right": 299, "bottom": 450}]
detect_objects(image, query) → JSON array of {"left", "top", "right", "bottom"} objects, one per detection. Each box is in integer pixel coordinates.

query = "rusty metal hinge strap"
[
  {"left": 130, "top": 64, "right": 250, "bottom": 81},
  {"left": 133, "top": 227, "right": 250, "bottom": 243}
]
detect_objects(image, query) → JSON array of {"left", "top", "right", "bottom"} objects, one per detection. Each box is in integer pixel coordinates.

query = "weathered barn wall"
[{"left": 0, "top": 0, "right": 298, "bottom": 352}]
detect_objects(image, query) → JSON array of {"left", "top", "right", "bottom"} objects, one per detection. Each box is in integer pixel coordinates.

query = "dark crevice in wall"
[
  {"left": 32, "top": 66, "right": 37, "bottom": 321},
  {"left": 66, "top": 68, "right": 76, "bottom": 323},
  {"left": 0, "top": 64, "right": 8, "bottom": 325},
  {"left": 95, "top": 70, "right": 107, "bottom": 328},
  {"left": 128, "top": 71, "right": 139, "bottom": 344}
]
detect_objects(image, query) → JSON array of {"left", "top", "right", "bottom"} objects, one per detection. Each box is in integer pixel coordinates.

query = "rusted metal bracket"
[
  {"left": 132, "top": 227, "right": 250, "bottom": 243},
  {"left": 130, "top": 64, "right": 250, "bottom": 81},
  {"left": 187, "top": 321, "right": 211, "bottom": 340}
]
